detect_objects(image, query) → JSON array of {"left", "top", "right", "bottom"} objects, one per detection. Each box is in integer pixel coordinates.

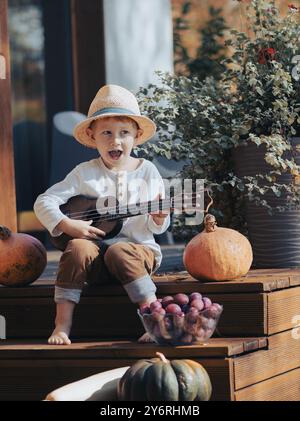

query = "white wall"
[{"left": 103, "top": 0, "right": 174, "bottom": 93}]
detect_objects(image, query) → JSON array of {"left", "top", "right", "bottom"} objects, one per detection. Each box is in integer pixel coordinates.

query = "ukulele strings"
[
  {"left": 65, "top": 191, "right": 206, "bottom": 221},
  {"left": 78, "top": 193, "right": 204, "bottom": 223},
  {"left": 65, "top": 192, "right": 204, "bottom": 219},
  {"left": 67, "top": 193, "right": 198, "bottom": 218}
]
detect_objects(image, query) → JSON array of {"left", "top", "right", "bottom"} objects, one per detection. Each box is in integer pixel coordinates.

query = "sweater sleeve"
[
  {"left": 33, "top": 166, "right": 82, "bottom": 236},
  {"left": 146, "top": 162, "right": 171, "bottom": 235}
]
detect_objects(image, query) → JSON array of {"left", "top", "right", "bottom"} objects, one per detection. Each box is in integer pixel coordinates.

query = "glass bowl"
[{"left": 137, "top": 304, "right": 223, "bottom": 346}]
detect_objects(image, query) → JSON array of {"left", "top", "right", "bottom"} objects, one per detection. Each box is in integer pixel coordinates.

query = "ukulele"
[{"left": 49, "top": 193, "right": 202, "bottom": 251}]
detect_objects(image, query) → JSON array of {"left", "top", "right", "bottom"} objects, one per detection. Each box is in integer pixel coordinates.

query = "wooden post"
[
  {"left": 70, "top": 0, "right": 106, "bottom": 114},
  {"left": 0, "top": 0, "right": 17, "bottom": 232}
]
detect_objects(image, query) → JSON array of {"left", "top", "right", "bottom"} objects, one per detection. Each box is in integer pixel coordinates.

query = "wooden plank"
[
  {"left": 267, "top": 286, "right": 300, "bottom": 335},
  {"left": 194, "top": 358, "right": 234, "bottom": 402},
  {"left": 0, "top": 291, "right": 267, "bottom": 338},
  {"left": 0, "top": 296, "right": 144, "bottom": 339},
  {"left": 234, "top": 330, "right": 300, "bottom": 390},
  {"left": 208, "top": 292, "right": 267, "bottom": 336},
  {"left": 0, "top": 276, "right": 274, "bottom": 297},
  {"left": 0, "top": 357, "right": 233, "bottom": 401},
  {"left": 0, "top": 337, "right": 267, "bottom": 359},
  {"left": 3, "top": 270, "right": 299, "bottom": 298},
  {"left": 0, "top": 0, "right": 17, "bottom": 232},
  {"left": 235, "top": 367, "right": 300, "bottom": 401},
  {"left": 3, "top": 265, "right": 300, "bottom": 299}
]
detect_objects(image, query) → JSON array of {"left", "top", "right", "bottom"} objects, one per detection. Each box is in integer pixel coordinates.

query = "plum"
[
  {"left": 182, "top": 304, "right": 190, "bottom": 314},
  {"left": 140, "top": 304, "right": 150, "bottom": 315},
  {"left": 161, "top": 296, "right": 174, "bottom": 308},
  {"left": 150, "top": 300, "right": 162, "bottom": 312},
  {"left": 165, "top": 303, "right": 182, "bottom": 315},
  {"left": 190, "top": 299, "right": 204, "bottom": 311},
  {"left": 200, "top": 320, "right": 208, "bottom": 331},
  {"left": 185, "top": 321, "right": 199, "bottom": 336},
  {"left": 212, "top": 303, "right": 223, "bottom": 312},
  {"left": 189, "top": 292, "right": 202, "bottom": 302},
  {"left": 151, "top": 309, "right": 166, "bottom": 322},
  {"left": 202, "top": 297, "right": 212, "bottom": 309},
  {"left": 164, "top": 316, "right": 173, "bottom": 331},
  {"left": 152, "top": 323, "right": 163, "bottom": 340},
  {"left": 187, "top": 307, "right": 199, "bottom": 320},
  {"left": 174, "top": 293, "right": 189, "bottom": 306},
  {"left": 195, "top": 327, "right": 206, "bottom": 340},
  {"left": 204, "top": 304, "right": 222, "bottom": 320},
  {"left": 173, "top": 313, "right": 185, "bottom": 331}
]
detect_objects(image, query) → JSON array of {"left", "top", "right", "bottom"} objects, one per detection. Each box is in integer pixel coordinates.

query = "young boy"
[{"left": 34, "top": 84, "right": 170, "bottom": 345}]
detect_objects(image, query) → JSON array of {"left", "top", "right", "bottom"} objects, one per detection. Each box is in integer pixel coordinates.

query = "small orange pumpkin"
[
  {"left": 183, "top": 214, "right": 253, "bottom": 281},
  {"left": 0, "top": 225, "right": 47, "bottom": 286}
]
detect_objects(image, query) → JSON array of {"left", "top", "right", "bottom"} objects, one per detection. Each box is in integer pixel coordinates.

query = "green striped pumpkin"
[{"left": 117, "top": 352, "right": 212, "bottom": 401}]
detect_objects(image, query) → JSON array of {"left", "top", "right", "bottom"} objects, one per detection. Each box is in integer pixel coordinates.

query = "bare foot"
[
  {"left": 138, "top": 332, "right": 155, "bottom": 343},
  {"left": 48, "top": 328, "right": 71, "bottom": 345}
]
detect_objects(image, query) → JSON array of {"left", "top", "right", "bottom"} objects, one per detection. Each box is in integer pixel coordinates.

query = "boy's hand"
[
  {"left": 56, "top": 218, "right": 106, "bottom": 240},
  {"left": 149, "top": 194, "right": 169, "bottom": 226}
]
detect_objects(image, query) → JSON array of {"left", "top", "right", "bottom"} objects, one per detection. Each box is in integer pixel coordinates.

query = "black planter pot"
[{"left": 233, "top": 137, "right": 300, "bottom": 268}]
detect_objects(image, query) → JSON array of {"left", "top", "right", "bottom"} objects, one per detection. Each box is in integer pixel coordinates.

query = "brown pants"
[{"left": 55, "top": 239, "right": 157, "bottom": 304}]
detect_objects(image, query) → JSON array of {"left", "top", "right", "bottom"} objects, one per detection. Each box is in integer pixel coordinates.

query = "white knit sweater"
[{"left": 34, "top": 157, "right": 170, "bottom": 272}]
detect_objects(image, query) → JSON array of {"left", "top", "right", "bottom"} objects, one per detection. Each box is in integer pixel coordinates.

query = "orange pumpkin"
[
  {"left": 0, "top": 225, "right": 47, "bottom": 286},
  {"left": 183, "top": 214, "right": 253, "bottom": 281}
]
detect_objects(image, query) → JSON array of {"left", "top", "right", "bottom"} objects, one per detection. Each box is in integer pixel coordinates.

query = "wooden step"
[
  {"left": 2, "top": 328, "right": 300, "bottom": 401},
  {"left": 0, "top": 337, "right": 267, "bottom": 401},
  {"left": 1, "top": 268, "right": 300, "bottom": 339}
]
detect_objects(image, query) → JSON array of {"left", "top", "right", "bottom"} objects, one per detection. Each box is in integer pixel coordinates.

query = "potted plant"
[{"left": 137, "top": 0, "right": 300, "bottom": 268}]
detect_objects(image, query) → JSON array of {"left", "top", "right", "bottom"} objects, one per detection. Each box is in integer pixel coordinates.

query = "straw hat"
[{"left": 73, "top": 84, "right": 157, "bottom": 148}]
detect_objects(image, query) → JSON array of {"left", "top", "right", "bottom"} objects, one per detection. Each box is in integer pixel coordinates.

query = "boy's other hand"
[
  {"left": 149, "top": 194, "right": 169, "bottom": 226},
  {"left": 56, "top": 218, "right": 106, "bottom": 240}
]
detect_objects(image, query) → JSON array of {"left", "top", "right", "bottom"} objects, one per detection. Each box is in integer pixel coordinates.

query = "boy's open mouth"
[{"left": 108, "top": 150, "right": 123, "bottom": 160}]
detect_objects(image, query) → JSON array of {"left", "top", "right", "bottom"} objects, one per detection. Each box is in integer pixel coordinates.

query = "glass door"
[{"left": 8, "top": 0, "right": 48, "bottom": 215}]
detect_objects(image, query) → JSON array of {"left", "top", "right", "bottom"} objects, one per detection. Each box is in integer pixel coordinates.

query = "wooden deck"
[{"left": 2, "top": 255, "right": 300, "bottom": 400}]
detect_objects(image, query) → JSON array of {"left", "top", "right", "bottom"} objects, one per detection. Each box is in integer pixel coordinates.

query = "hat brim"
[{"left": 73, "top": 113, "right": 156, "bottom": 149}]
